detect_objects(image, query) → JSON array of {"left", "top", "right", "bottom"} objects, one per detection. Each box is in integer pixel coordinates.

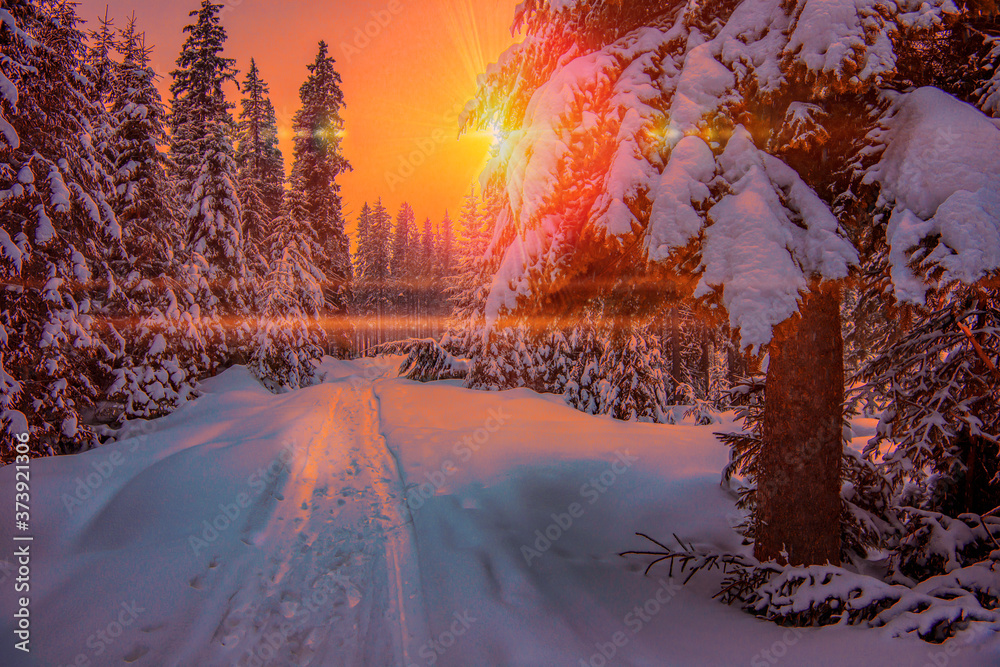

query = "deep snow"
[{"left": 1, "top": 357, "right": 998, "bottom": 666}]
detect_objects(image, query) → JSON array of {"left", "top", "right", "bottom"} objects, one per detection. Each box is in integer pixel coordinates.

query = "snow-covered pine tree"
[
  {"left": 416, "top": 215, "right": 441, "bottom": 339},
  {"left": 390, "top": 202, "right": 413, "bottom": 279},
  {"left": 850, "top": 64, "right": 1000, "bottom": 518},
  {"left": 352, "top": 202, "right": 373, "bottom": 351},
  {"left": 848, "top": 30, "right": 1000, "bottom": 513},
  {"left": 168, "top": 0, "right": 246, "bottom": 366},
  {"left": 448, "top": 188, "right": 487, "bottom": 355},
  {"left": 169, "top": 2, "right": 232, "bottom": 184},
  {"left": 456, "top": 177, "right": 528, "bottom": 389},
  {"left": 596, "top": 322, "right": 670, "bottom": 423},
  {"left": 83, "top": 6, "right": 119, "bottom": 183},
  {"left": 562, "top": 317, "right": 606, "bottom": 416},
  {"left": 854, "top": 295, "right": 1000, "bottom": 516},
  {"left": 404, "top": 213, "right": 423, "bottom": 338},
  {"left": 235, "top": 58, "right": 285, "bottom": 249},
  {"left": 390, "top": 202, "right": 415, "bottom": 339},
  {"left": 289, "top": 41, "right": 352, "bottom": 349},
  {"left": 1, "top": 0, "right": 122, "bottom": 458},
  {"left": 534, "top": 327, "right": 575, "bottom": 395},
  {"left": 100, "top": 18, "right": 211, "bottom": 423},
  {"left": 110, "top": 16, "right": 175, "bottom": 243},
  {"left": 466, "top": 322, "right": 533, "bottom": 390},
  {"left": 354, "top": 199, "right": 392, "bottom": 348},
  {"left": 464, "top": 0, "right": 1000, "bottom": 567},
  {"left": 105, "top": 273, "right": 211, "bottom": 420},
  {"left": 85, "top": 6, "right": 118, "bottom": 104},
  {"left": 249, "top": 185, "right": 326, "bottom": 391},
  {"left": 437, "top": 209, "right": 455, "bottom": 278}
]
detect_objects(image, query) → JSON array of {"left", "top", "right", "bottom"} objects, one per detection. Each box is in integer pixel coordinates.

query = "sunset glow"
[
  {"left": 4, "top": 1, "right": 999, "bottom": 664},
  {"left": 77, "top": 0, "right": 520, "bottom": 228}
]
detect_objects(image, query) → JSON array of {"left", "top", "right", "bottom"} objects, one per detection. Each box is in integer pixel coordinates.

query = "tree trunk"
[
  {"left": 700, "top": 328, "right": 712, "bottom": 398},
  {"left": 670, "top": 308, "right": 682, "bottom": 402},
  {"left": 755, "top": 284, "right": 843, "bottom": 566}
]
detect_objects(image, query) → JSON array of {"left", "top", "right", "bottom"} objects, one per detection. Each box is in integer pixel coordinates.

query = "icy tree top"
[{"left": 468, "top": 0, "right": 998, "bottom": 350}]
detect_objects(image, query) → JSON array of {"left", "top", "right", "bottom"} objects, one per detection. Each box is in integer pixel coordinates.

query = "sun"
[{"left": 484, "top": 120, "right": 504, "bottom": 145}]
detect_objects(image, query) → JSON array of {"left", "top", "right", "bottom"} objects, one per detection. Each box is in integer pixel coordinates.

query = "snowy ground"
[{"left": 2, "top": 357, "right": 998, "bottom": 666}]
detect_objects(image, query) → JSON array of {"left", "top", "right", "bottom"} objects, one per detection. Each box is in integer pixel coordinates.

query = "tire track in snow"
[
  {"left": 355, "top": 382, "right": 430, "bottom": 666},
  {"left": 162, "top": 379, "right": 427, "bottom": 666}
]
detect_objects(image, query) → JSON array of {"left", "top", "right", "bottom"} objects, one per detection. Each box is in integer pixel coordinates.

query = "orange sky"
[{"left": 77, "top": 0, "right": 520, "bottom": 233}]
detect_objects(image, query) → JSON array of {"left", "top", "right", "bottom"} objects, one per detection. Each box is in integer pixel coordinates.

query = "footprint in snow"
[
  {"left": 345, "top": 584, "right": 362, "bottom": 608},
  {"left": 123, "top": 644, "right": 150, "bottom": 662},
  {"left": 280, "top": 600, "right": 298, "bottom": 618}
]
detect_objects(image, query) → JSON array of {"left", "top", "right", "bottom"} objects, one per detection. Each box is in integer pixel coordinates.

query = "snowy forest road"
[
  {"left": 177, "top": 379, "right": 432, "bottom": 667},
  {"left": 4, "top": 361, "right": 1000, "bottom": 667},
  {"left": 0, "top": 367, "right": 432, "bottom": 667}
]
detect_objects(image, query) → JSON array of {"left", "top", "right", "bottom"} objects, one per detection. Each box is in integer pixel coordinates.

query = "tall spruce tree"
[
  {"left": 390, "top": 202, "right": 415, "bottom": 339},
  {"left": 357, "top": 199, "right": 392, "bottom": 346},
  {"left": 352, "top": 202, "right": 374, "bottom": 350},
  {"left": 448, "top": 189, "right": 490, "bottom": 354},
  {"left": 84, "top": 6, "right": 120, "bottom": 182},
  {"left": 104, "top": 17, "right": 208, "bottom": 421},
  {"left": 85, "top": 7, "right": 118, "bottom": 104},
  {"left": 235, "top": 58, "right": 285, "bottom": 250},
  {"left": 416, "top": 215, "right": 439, "bottom": 339},
  {"left": 437, "top": 210, "right": 455, "bottom": 278},
  {"left": 465, "top": 0, "right": 1000, "bottom": 567},
  {"left": 249, "top": 184, "right": 326, "bottom": 391},
  {"left": 390, "top": 202, "right": 414, "bottom": 280},
  {"left": 168, "top": 0, "right": 245, "bottom": 364},
  {"left": 289, "top": 41, "right": 352, "bottom": 348},
  {"left": 111, "top": 18, "right": 175, "bottom": 257},
  {"left": 1, "top": 0, "right": 122, "bottom": 457}
]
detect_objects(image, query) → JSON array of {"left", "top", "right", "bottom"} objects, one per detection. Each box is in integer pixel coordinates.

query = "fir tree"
[
  {"left": 169, "top": 1, "right": 236, "bottom": 182},
  {"left": 465, "top": 0, "right": 1000, "bottom": 566},
  {"left": 390, "top": 202, "right": 413, "bottom": 279},
  {"left": 289, "top": 41, "right": 352, "bottom": 345},
  {"left": 1, "top": 0, "right": 122, "bottom": 457},
  {"left": 368, "top": 199, "right": 393, "bottom": 345},
  {"left": 448, "top": 188, "right": 490, "bottom": 354},
  {"left": 352, "top": 199, "right": 393, "bottom": 348},
  {"left": 390, "top": 202, "right": 415, "bottom": 339},
  {"left": 168, "top": 0, "right": 245, "bottom": 363},
  {"left": 420, "top": 215, "right": 439, "bottom": 338},
  {"left": 102, "top": 18, "right": 206, "bottom": 422},
  {"left": 110, "top": 18, "right": 175, "bottom": 255},
  {"left": 854, "top": 297, "right": 1000, "bottom": 517},
  {"left": 84, "top": 6, "right": 119, "bottom": 180},
  {"left": 352, "top": 202, "right": 374, "bottom": 350},
  {"left": 85, "top": 7, "right": 118, "bottom": 104},
  {"left": 421, "top": 216, "right": 436, "bottom": 265},
  {"left": 235, "top": 58, "right": 285, "bottom": 249},
  {"left": 249, "top": 186, "right": 326, "bottom": 391},
  {"left": 437, "top": 209, "right": 455, "bottom": 277}
]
